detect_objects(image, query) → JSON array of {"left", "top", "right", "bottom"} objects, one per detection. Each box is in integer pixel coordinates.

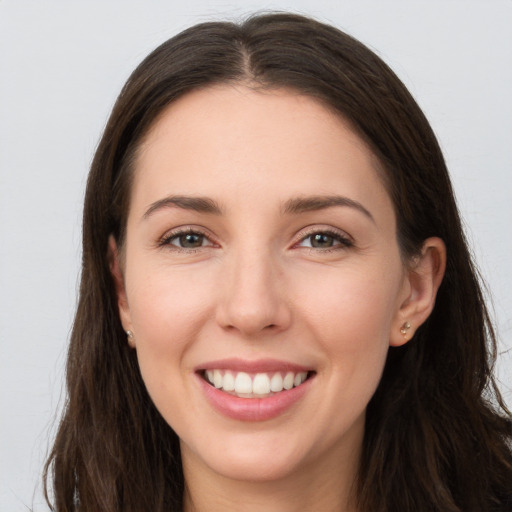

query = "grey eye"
[
  {"left": 309, "top": 233, "right": 335, "bottom": 248},
  {"left": 174, "top": 233, "right": 206, "bottom": 248}
]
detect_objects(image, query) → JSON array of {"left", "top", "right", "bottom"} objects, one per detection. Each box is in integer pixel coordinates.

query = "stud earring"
[
  {"left": 126, "top": 330, "right": 134, "bottom": 343},
  {"left": 400, "top": 321, "right": 411, "bottom": 337}
]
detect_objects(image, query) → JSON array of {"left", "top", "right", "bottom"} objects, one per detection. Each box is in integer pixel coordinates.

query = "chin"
[
  {"left": 210, "top": 454, "right": 303, "bottom": 483},
  {"left": 182, "top": 430, "right": 311, "bottom": 483}
]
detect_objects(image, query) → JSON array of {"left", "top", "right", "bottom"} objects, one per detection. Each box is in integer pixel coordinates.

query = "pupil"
[
  {"left": 180, "top": 233, "right": 202, "bottom": 248},
  {"left": 311, "top": 233, "right": 333, "bottom": 248}
]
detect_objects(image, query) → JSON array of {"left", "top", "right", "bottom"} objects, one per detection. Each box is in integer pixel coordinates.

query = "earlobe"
[
  {"left": 390, "top": 237, "right": 446, "bottom": 347},
  {"left": 108, "top": 236, "right": 134, "bottom": 344}
]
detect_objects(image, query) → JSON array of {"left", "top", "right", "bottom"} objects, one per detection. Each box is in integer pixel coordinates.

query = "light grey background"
[{"left": 1, "top": 1, "right": 511, "bottom": 510}]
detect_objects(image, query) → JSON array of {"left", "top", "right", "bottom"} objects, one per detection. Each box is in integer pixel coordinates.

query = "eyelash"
[
  {"left": 294, "top": 228, "right": 354, "bottom": 252},
  {"left": 158, "top": 228, "right": 216, "bottom": 252},
  {"left": 157, "top": 227, "right": 354, "bottom": 253}
]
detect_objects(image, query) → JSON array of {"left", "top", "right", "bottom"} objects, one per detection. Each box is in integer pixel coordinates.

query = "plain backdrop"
[{"left": 1, "top": 1, "right": 511, "bottom": 510}]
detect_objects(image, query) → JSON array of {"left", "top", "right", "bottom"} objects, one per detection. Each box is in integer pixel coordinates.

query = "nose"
[{"left": 215, "top": 248, "right": 292, "bottom": 338}]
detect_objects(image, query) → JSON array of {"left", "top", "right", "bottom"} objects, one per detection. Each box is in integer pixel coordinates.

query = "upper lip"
[{"left": 196, "top": 358, "right": 313, "bottom": 374}]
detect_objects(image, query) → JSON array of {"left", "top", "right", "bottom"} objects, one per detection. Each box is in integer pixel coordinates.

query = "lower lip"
[{"left": 197, "top": 374, "right": 313, "bottom": 422}]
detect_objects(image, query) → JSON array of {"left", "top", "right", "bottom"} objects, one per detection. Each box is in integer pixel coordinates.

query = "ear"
[
  {"left": 390, "top": 237, "right": 446, "bottom": 347},
  {"left": 108, "top": 236, "right": 135, "bottom": 348}
]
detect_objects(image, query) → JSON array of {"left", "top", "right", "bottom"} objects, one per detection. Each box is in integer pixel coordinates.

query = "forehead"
[
  {"left": 131, "top": 84, "right": 392, "bottom": 218},
  {"left": 139, "top": 84, "right": 372, "bottom": 162}
]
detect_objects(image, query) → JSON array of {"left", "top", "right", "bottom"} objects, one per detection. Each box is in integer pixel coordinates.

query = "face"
[{"left": 114, "top": 85, "right": 415, "bottom": 485}]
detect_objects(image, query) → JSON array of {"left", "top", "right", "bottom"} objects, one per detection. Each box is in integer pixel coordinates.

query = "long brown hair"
[{"left": 44, "top": 12, "right": 512, "bottom": 511}]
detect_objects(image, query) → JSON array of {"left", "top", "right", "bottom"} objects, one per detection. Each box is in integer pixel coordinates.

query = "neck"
[{"left": 181, "top": 437, "right": 361, "bottom": 512}]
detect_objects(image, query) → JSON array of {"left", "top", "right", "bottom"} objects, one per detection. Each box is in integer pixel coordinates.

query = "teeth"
[
  {"left": 213, "top": 369, "right": 223, "bottom": 389},
  {"left": 234, "top": 372, "right": 252, "bottom": 394},
  {"left": 283, "top": 372, "right": 294, "bottom": 390},
  {"left": 252, "top": 373, "right": 270, "bottom": 395},
  {"left": 270, "top": 373, "right": 284, "bottom": 392},
  {"left": 223, "top": 371, "right": 235, "bottom": 391},
  {"left": 204, "top": 369, "right": 309, "bottom": 397}
]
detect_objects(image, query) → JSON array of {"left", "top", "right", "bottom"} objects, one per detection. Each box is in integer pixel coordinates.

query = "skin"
[{"left": 110, "top": 84, "right": 445, "bottom": 512}]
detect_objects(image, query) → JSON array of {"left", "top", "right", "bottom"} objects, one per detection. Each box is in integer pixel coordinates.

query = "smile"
[
  {"left": 204, "top": 369, "right": 310, "bottom": 398},
  {"left": 196, "top": 359, "right": 315, "bottom": 421}
]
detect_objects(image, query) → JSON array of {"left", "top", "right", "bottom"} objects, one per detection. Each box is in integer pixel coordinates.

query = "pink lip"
[
  {"left": 196, "top": 357, "right": 311, "bottom": 374},
  {"left": 194, "top": 358, "right": 315, "bottom": 422}
]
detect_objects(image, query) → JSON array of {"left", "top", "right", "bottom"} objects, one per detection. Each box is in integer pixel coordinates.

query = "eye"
[
  {"left": 297, "top": 230, "right": 353, "bottom": 250},
  {"left": 173, "top": 232, "right": 207, "bottom": 248},
  {"left": 159, "top": 229, "right": 214, "bottom": 250}
]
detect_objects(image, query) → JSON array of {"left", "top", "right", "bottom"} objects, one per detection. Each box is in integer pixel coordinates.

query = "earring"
[
  {"left": 126, "top": 330, "right": 134, "bottom": 343},
  {"left": 400, "top": 321, "right": 411, "bottom": 338}
]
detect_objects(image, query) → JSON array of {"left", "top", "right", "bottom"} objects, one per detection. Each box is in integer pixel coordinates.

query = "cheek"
[
  {"left": 128, "top": 262, "right": 211, "bottom": 337},
  {"left": 124, "top": 263, "right": 216, "bottom": 389},
  {"left": 124, "top": 269, "right": 214, "bottom": 423},
  {"left": 299, "top": 266, "right": 401, "bottom": 344},
  {"left": 295, "top": 263, "right": 402, "bottom": 392},
  {"left": 322, "top": 292, "right": 391, "bottom": 382}
]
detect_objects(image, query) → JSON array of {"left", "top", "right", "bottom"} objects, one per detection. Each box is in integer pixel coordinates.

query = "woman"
[{"left": 44, "top": 12, "right": 512, "bottom": 512}]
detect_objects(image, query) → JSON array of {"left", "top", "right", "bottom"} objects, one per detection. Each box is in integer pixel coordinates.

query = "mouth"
[
  {"left": 196, "top": 360, "right": 316, "bottom": 421},
  {"left": 200, "top": 369, "right": 315, "bottom": 398}
]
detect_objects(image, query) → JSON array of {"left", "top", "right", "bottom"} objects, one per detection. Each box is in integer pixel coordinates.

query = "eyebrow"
[
  {"left": 142, "top": 194, "right": 374, "bottom": 223},
  {"left": 143, "top": 195, "right": 222, "bottom": 219},
  {"left": 282, "top": 195, "right": 375, "bottom": 223}
]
